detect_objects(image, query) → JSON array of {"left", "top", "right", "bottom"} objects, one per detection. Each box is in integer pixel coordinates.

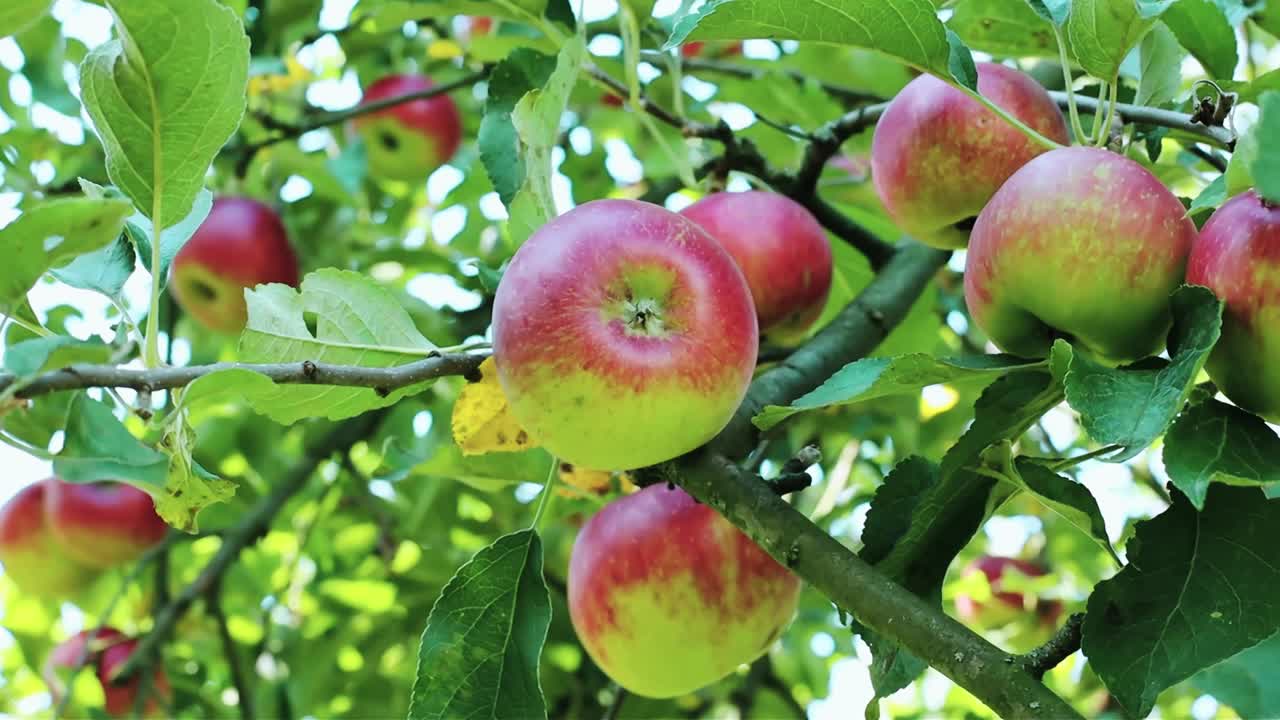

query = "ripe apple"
[
  {"left": 350, "top": 73, "right": 462, "bottom": 182},
  {"left": 170, "top": 196, "right": 300, "bottom": 334},
  {"left": 43, "top": 628, "right": 127, "bottom": 705},
  {"left": 98, "top": 637, "right": 172, "bottom": 717},
  {"left": 871, "top": 62, "right": 1070, "bottom": 248},
  {"left": 954, "top": 555, "right": 1062, "bottom": 631},
  {"left": 492, "top": 199, "right": 758, "bottom": 471},
  {"left": 1187, "top": 190, "right": 1280, "bottom": 420},
  {"left": 680, "top": 191, "right": 833, "bottom": 343},
  {"left": 681, "top": 41, "right": 743, "bottom": 59},
  {"left": 964, "top": 146, "right": 1197, "bottom": 363},
  {"left": 0, "top": 480, "right": 98, "bottom": 598},
  {"left": 45, "top": 479, "right": 168, "bottom": 570},
  {"left": 568, "top": 484, "right": 801, "bottom": 698}
]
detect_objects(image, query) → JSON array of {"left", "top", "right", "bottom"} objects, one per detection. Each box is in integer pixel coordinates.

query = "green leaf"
[
  {"left": 3, "top": 336, "right": 113, "bottom": 379},
  {"left": 1163, "top": 398, "right": 1280, "bottom": 509},
  {"left": 1225, "top": 120, "right": 1259, "bottom": 198},
  {"left": 124, "top": 187, "right": 213, "bottom": 287},
  {"left": 0, "top": 197, "right": 132, "bottom": 310},
  {"left": 506, "top": 36, "right": 587, "bottom": 245},
  {"left": 1135, "top": 22, "right": 1184, "bottom": 108},
  {"left": 408, "top": 530, "right": 551, "bottom": 720},
  {"left": 1005, "top": 457, "right": 1121, "bottom": 564},
  {"left": 948, "top": 0, "right": 1058, "bottom": 57},
  {"left": 224, "top": 270, "right": 439, "bottom": 424},
  {"left": 79, "top": 0, "right": 248, "bottom": 231},
  {"left": 384, "top": 437, "right": 556, "bottom": 493},
  {"left": 1193, "top": 631, "right": 1280, "bottom": 719},
  {"left": 352, "top": 0, "right": 571, "bottom": 29},
  {"left": 1067, "top": 0, "right": 1176, "bottom": 79},
  {"left": 1065, "top": 285, "right": 1223, "bottom": 461},
  {"left": 479, "top": 49, "right": 559, "bottom": 205},
  {"left": 1253, "top": 92, "right": 1280, "bottom": 205},
  {"left": 1082, "top": 486, "right": 1280, "bottom": 718},
  {"left": 667, "top": 0, "right": 978, "bottom": 89},
  {"left": 50, "top": 234, "right": 136, "bottom": 300},
  {"left": 1188, "top": 174, "right": 1227, "bottom": 219},
  {"left": 0, "top": 0, "right": 52, "bottom": 38},
  {"left": 1026, "top": 0, "right": 1070, "bottom": 24},
  {"left": 860, "top": 456, "right": 938, "bottom": 565},
  {"left": 53, "top": 393, "right": 168, "bottom": 490},
  {"left": 1162, "top": 0, "right": 1237, "bottom": 80},
  {"left": 754, "top": 354, "right": 1041, "bottom": 431}
]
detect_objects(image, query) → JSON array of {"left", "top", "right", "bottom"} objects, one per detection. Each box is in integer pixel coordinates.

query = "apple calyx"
[{"left": 622, "top": 297, "right": 666, "bottom": 336}]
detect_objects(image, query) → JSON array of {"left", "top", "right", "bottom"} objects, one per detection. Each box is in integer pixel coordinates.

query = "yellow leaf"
[
  {"left": 428, "top": 39, "right": 464, "bottom": 60},
  {"left": 557, "top": 462, "right": 612, "bottom": 495},
  {"left": 451, "top": 357, "right": 540, "bottom": 455}
]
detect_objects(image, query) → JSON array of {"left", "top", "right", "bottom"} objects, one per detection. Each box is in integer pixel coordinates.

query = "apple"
[
  {"left": 492, "top": 199, "right": 758, "bottom": 471},
  {"left": 43, "top": 628, "right": 126, "bottom": 705},
  {"left": 964, "top": 146, "right": 1197, "bottom": 363},
  {"left": 350, "top": 73, "right": 463, "bottom": 182},
  {"left": 45, "top": 479, "right": 168, "bottom": 570},
  {"left": 871, "top": 62, "right": 1070, "bottom": 249},
  {"left": 1186, "top": 190, "right": 1280, "bottom": 420},
  {"left": 0, "top": 480, "right": 98, "bottom": 598},
  {"left": 170, "top": 196, "right": 300, "bottom": 334},
  {"left": 98, "top": 637, "right": 172, "bottom": 717},
  {"left": 680, "top": 191, "right": 833, "bottom": 343},
  {"left": 568, "top": 483, "right": 801, "bottom": 698},
  {"left": 954, "top": 555, "right": 1062, "bottom": 631},
  {"left": 681, "top": 41, "right": 743, "bottom": 59}
]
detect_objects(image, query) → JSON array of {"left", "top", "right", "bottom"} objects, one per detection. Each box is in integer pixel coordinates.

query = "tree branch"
[
  {"left": 208, "top": 581, "right": 256, "bottom": 720},
  {"left": 0, "top": 352, "right": 487, "bottom": 400},
  {"left": 1021, "top": 613, "right": 1086, "bottom": 680},
  {"left": 662, "top": 242, "right": 1081, "bottom": 719},
  {"left": 112, "top": 410, "right": 387, "bottom": 683}
]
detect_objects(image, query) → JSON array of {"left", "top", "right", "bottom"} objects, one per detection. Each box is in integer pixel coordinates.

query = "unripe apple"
[
  {"left": 568, "top": 484, "right": 801, "bottom": 698},
  {"left": 965, "top": 146, "right": 1196, "bottom": 363},
  {"left": 45, "top": 480, "right": 168, "bottom": 570},
  {"left": 350, "top": 73, "right": 462, "bottom": 182},
  {"left": 680, "top": 191, "right": 833, "bottom": 343},
  {"left": 0, "top": 480, "right": 98, "bottom": 598},
  {"left": 98, "top": 637, "right": 172, "bottom": 717},
  {"left": 170, "top": 196, "right": 300, "bottom": 334},
  {"left": 954, "top": 555, "right": 1062, "bottom": 631},
  {"left": 492, "top": 199, "right": 758, "bottom": 471},
  {"left": 871, "top": 63, "right": 1070, "bottom": 248},
  {"left": 1187, "top": 190, "right": 1280, "bottom": 420}
]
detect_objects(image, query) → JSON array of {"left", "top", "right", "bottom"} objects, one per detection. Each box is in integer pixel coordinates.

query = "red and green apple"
[
  {"left": 954, "top": 555, "right": 1062, "bottom": 631},
  {"left": 350, "top": 73, "right": 463, "bottom": 182},
  {"left": 0, "top": 480, "right": 98, "bottom": 598},
  {"left": 492, "top": 199, "right": 758, "bottom": 471},
  {"left": 45, "top": 479, "right": 168, "bottom": 570}
]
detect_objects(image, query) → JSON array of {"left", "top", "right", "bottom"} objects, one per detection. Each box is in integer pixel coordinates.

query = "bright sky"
[{"left": 0, "top": 1, "right": 1252, "bottom": 716}]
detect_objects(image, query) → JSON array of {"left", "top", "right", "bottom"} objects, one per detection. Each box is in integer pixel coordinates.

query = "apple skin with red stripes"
[
  {"left": 45, "top": 479, "right": 168, "bottom": 570},
  {"left": 0, "top": 480, "right": 98, "bottom": 598},
  {"left": 492, "top": 199, "right": 758, "bottom": 471},
  {"left": 351, "top": 74, "right": 462, "bottom": 183},
  {"left": 568, "top": 484, "right": 801, "bottom": 698}
]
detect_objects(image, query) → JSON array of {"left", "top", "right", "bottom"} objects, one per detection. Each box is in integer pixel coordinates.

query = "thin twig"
[
  {"left": 0, "top": 352, "right": 488, "bottom": 400},
  {"left": 1020, "top": 613, "right": 1085, "bottom": 679},
  {"left": 208, "top": 581, "right": 256, "bottom": 720}
]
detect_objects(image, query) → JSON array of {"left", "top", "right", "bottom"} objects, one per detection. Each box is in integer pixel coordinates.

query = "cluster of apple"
[
  {"left": 42, "top": 628, "right": 170, "bottom": 717},
  {"left": 874, "top": 62, "right": 1280, "bottom": 415},
  {"left": 0, "top": 478, "right": 168, "bottom": 598},
  {"left": 171, "top": 73, "right": 462, "bottom": 332},
  {"left": 488, "top": 191, "right": 834, "bottom": 696}
]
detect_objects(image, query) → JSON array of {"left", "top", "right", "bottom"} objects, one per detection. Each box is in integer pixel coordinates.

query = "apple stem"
[
  {"left": 1053, "top": 26, "right": 1088, "bottom": 144},
  {"left": 1093, "top": 78, "right": 1119, "bottom": 148}
]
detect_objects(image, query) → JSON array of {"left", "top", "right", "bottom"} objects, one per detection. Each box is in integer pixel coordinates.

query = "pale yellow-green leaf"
[{"left": 0, "top": 0, "right": 53, "bottom": 38}]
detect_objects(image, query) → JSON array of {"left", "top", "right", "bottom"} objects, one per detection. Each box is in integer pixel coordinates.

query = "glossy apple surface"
[
  {"left": 871, "top": 63, "right": 1070, "bottom": 248},
  {"left": 492, "top": 199, "right": 758, "bottom": 471},
  {"left": 568, "top": 484, "right": 801, "bottom": 697},
  {"left": 351, "top": 74, "right": 462, "bottom": 182},
  {"left": 1187, "top": 190, "right": 1280, "bottom": 420},
  {"left": 170, "top": 196, "right": 300, "bottom": 333},
  {"left": 45, "top": 480, "right": 168, "bottom": 569},
  {"left": 0, "top": 480, "right": 98, "bottom": 598},
  {"left": 965, "top": 146, "right": 1196, "bottom": 363},
  {"left": 680, "top": 191, "right": 833, "bottom": 343}
]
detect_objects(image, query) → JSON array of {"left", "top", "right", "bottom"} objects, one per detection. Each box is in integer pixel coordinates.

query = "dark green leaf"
[
  {"left": 409, "top": 530, "right": 551, "bottom": 720},
  {"left": 1163, "top": 398, "right": 1280, "bottom": 509},
  {"left": 1082, "top": 486, "right": 1280, "bottom": 717},
  {"left": 1065, "top": 285, "right": 1223, "bottom": 461},
  {"left": 1188, "top": 174, "right": 1227, "bottom": 219},
  {"left": 754, "top": 354, "right": 1041, "bottom": 431},
  {"left": 1136, "top": 22, "right": 1184, "bottom": 107},
  {"left": 53, "top": 393, "right": 168, "bottom": 490},
  {"left": 1007, "top": 458, "right": 1120, "bottom": 563},
  {"left": 479, "top": 49, "right": 558, "bottom": 205},
  {"left": 1193, "top": 631, "right": 1280, "bottom": 719},
  {"left": 1162, "top": 0, "right": 1237, "bottom": 80},
  {"left": 861, "top": 456, "right": 937, "bottom": 565}
]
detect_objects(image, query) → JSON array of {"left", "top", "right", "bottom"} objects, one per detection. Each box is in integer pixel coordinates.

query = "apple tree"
[{"left": 0, "top": 0, "right": 1278, "bottom": 718}]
